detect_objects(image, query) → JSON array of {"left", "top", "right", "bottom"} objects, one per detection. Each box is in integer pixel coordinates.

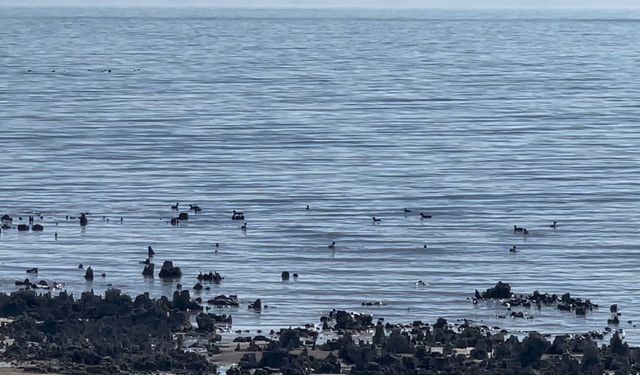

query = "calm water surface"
[{"left": 1, "top": 7, "right": 640, "bottom": 343}]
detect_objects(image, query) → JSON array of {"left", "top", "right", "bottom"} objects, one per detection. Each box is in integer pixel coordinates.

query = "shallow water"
[{"left": 1, "top": 7, "right": 640, "bottom": 343}]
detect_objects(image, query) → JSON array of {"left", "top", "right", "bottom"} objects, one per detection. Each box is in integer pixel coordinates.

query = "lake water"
[{"left": 1, "top": 7, "right": 640, "bottom": 343}]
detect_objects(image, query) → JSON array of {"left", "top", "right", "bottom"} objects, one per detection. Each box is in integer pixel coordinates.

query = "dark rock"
[
  {"left": 172, "top": 290, "right": 200, "bottom": 311},
  {"left": 158, "top": 260, "right": 182, "bottom": 279},
  {"left": 208, "top": 294, "right": 240, "bottom": 307},
  {"left": 197, "top": 271, "right": 223, "bottom": 283},
  {"left": 386, "top": 328, "right": 412, "bottom": 354},
  {"left": 372, "top": 322, "right": 386, "bottom": 345},
  {"left": 178, "top": 212, "right": 189, "bottom": 221},
  {"left": 279, "top": 328, "right": 302, "bottom": 349},
  {"left": 84, "top": 266, "right": 94, "bottom": 281},
  {"left": 248, "top": 298, "right": 262, "bottom": 311},
  {"left": 281, "top": 271, "right": 290, "bottom": 280},
  {"left": 142, "top": 263, "right": 154, "bottom": 277},
  {"left": 518, "top": 332, "right": 550, "bottom": 366},
  {"left": 31, "top": 224, "right": 44, "bottom": 231},
  {"left": 479, "top": 281, "right": 512, "bottom": 299}
]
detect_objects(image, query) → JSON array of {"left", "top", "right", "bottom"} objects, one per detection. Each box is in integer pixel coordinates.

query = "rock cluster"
[
  {"left": 197, "top": 271, "right": 223, "bottom": 283},
  {"left": 475, "top": 282, "right": 598, "bottom": 315},
  {"left": 0, "top": 289, "right": 215, "bottom": 374},
  {"left": 226, "top": 314, "right": 640, "bottom": 375},
  {"left": 159, "top": 260, "right": 182, "bottom": 279}
]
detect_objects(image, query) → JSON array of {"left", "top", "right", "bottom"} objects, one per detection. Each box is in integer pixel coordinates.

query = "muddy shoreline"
[{"left": 0, "top": 282, "right": 638, "bottom": 375}]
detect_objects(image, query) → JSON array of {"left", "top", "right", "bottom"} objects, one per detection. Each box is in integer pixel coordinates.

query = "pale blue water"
[{"left": 1, "top": 7, "right": 640, "bottom": 343}]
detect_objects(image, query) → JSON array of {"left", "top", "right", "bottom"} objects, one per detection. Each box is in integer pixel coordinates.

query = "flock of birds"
[
  {"left": 165, "top": 203, "right": 558, "bottom": 259},
  {"left": 2, "top": 202, "right": 559, "bottom": 291}
]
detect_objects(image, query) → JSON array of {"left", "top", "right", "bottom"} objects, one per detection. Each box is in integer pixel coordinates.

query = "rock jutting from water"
[{"left": 0, "top": 289, "right": 639, "bottom": 375}]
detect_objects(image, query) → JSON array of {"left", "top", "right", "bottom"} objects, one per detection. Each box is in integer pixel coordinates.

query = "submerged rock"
[{"left": 158, "top": 260, "right": 182, "bottom": 279}]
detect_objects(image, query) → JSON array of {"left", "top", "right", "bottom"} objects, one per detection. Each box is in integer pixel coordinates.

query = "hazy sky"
[{"left": 1, "top": 0, "right": 640, "bottom": 8}]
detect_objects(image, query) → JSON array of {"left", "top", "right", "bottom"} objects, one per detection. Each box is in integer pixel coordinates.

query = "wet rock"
[
  {"left": 477, "top": 281, "right": 512, "bottom": 299},
  {"left": 84, "top": 266, "right": 94, "bottom": 281},
  {"left": 434, "top": 317, "right": 448, "bottom": 329},
  {"left": 79, "top": 213, "right": 88, "bottom": 226},
  {"left": 17, "top": 224, "right": 29, "bottom": 231},
  {"left": 279, "top": 328, "right": 302, "bottom": 349},
  {"left": 281, "top": 271, "right": 290, "bottom": 280},
  {"left": 197, "top": 271, "right": 223, "bottom": 283},
  {"left": 158, "top": 260, "right": 182, "bottom": 279},
  {"left": 0, "top": 289, "right": 216, "bottom": 374},
  {"left": 142, "top": 263, "right": 154, "bottom": 277},
  {"left": 328, "top": 310, "right": 374, "bottom": 331},
  {"left": 248, "top": 298, "right": 262, "bottom": 311},
  {"left": 172, "top": 290, "right": 200, "bottom": 311},
  {"left": 31, "top": 224, "right": 44, "bottom": 231},
  {"left": 373, "top": 322, "right": 386, "bottom": 345},
  {"left": 518, "top": 332, "right": 550, "bottom": 366},
  {"left": 178, "top": 212, "right": 189, "bottom": 221},
  {"left": 195, "top": 312, "right": 218, "bottom": 331},
  {"left": 208, "top": 294, "right": 240, "bottom": 307}
]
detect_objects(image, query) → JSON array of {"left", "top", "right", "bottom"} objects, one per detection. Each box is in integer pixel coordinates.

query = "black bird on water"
[
  {"left": 420, "top": 213, "right": 432, "bottom": 219},
  {"left": 509, "top": 245, "right": 517, "bottom": 253},
  {"left": 372, "top": 217, "right": 381, "bottom": 223},
  {"left": 171, "top": 203, "right": 179, "bottom": 210},
  {"left": 550, "top": 221, "right": 557, "bottom": 229},
  {"left": 328, "top": 241, "right": 336, "bottom": 249}
]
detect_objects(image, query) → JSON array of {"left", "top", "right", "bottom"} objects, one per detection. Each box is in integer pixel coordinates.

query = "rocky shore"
[{"left": 0, "top": 284, "right": 639, "bottom": 375}]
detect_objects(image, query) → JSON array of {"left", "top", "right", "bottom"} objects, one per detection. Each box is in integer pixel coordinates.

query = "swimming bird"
[
  {"left": 240, "top": 223, "right": 247, "bottom": 231},
  {"left": 148, "top": 246, "right": 155, "bottom": 257},
  {"left": 171, "top": 203, "right": 179, "bottom": 210},
  {"left": 509, "top": 245, "right": 517, "bottom": 253},
  {"left": 372, "top": 217, "right": 381, "bottom": 223},
  {"left": 328, "top": 241, "right": 336, "bottom": 249},
  {"left": 550, "top": 221, "right": 557, "bottom": 229},
  {"left": 54, "top": 232, "right": 58, "bottom": 240},
  {"left": 189, "top": 205, "right": 202, "bottom": 213},
  {"left": 420, "top": 213, "right": 432, "bottom": 219},
  {"left": 416, "top": 280, "right": 428, "bottom": 287},
  {"left": 423, "top": 244, "right": 428, "bottom": 249},
  {"left": 306, "top": 205, "right": 309, "bottom": 210},
  {"left": 404, "top": 208, "right": 412, "bottom": 213},
  {"left": 514, "top": 225, "right": 524, "bottom": 233},
  {"left": 523, "top": 229, "right": 530, "bottom": 235}
]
